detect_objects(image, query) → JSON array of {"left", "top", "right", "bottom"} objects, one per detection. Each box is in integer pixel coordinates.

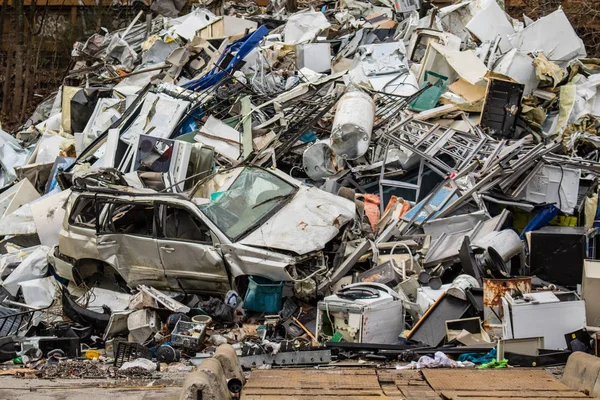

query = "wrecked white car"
[{"left": 49, "top": 166, "right": 356, "bottom": 294}]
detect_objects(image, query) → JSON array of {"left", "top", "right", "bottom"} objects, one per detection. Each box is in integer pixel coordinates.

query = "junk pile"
[{"left": 1, "top": 0, "right": 600, "bottom": 386}]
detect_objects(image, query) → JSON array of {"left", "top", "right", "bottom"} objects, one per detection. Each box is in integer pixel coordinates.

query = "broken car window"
[
  {"left": 161, "top": 205, "right": 212, "bottom": 244},
  {"left": 99, "top": 202, "right": 154, "bottom": 236},
  {"left": 199, "top": 167, "right": 296, "bottom": 241},
  {"left": 68, "top": 197, "right": 97, "bottom": 229}
]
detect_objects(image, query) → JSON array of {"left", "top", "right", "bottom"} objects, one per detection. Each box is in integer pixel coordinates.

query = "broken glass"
[{"left": 199, "top": 167, "right": 296, "bottom": 241}]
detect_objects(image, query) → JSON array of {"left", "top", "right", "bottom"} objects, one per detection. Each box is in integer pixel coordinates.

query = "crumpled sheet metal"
[
  {"left": 2, "top": 245, "right": 50, "bottom": 297},
  {"left": 0, "top": 130, "right": 31, "bottom": 190},
  {"left": 239, "top": 185, "right": 356, "bottom": 255},
  {"left": 283, "top": 11, "right": 331, "bottom": 45}
]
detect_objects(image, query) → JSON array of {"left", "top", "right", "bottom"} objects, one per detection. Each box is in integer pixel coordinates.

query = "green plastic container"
[
  {"left": 409, "top": 71, "right": 449, "bottom": 112},
  {"left": 243, "top": 276, "right": 284, "bottom": 313}
]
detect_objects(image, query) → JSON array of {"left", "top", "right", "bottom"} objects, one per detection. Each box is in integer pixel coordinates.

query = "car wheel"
[{"left": 73, "top": 259, "right": 129, "bottom": 293}]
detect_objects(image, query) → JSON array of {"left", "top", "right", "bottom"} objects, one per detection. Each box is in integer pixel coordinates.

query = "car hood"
[{"left": 238, "top": 186, "right": 356, "bottom": 255}]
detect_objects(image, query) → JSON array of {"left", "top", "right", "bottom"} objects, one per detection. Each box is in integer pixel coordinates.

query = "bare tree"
[
  {"left": 0, "top": 0, "right": 8, "bottom": 49},
  {"left": 1, "top": 40, "right": 13, "bottom": 118},
  {"left": 13, "top": 0, "right": 25, "bottom": 117}
]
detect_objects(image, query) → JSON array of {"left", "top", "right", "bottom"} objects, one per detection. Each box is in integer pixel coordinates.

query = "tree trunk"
[
  {"left": 1, "top": 43, "right": 13, "bottom": 118},
  {"left": 13, "top": 46, "right": 24, "bottom": 119},
  {"left": 286, "top": 0, "right": 298, "bottom": 13},
  {"left": 20, "top": 34, "right": 33, "bottom": 122},
  {"left": 12, "top": 0, "right": 25, "bottom": 118},
  {"left": 0, "top": 0, "right": 8, "bottom": 49}
]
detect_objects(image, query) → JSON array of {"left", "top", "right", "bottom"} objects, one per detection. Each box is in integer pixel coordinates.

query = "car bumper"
[{"left": 47, "top": 246, "right": 76, "bottom": 282}]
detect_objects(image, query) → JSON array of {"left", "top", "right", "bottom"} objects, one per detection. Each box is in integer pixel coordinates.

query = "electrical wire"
[
  {"left": 383, "top": 71, "right": 420, "bottom": 93},
  {"left": 557, "top": 163, "right": 565, "bottom": 211},
  {"left": 287, "top": 254, "right": 329, "bottom": 283},
  {"left": 389, "top": 242, "right": 414, "bottom": 280},
  {"left": 547, "top": 162, "right": 565, "bottom": 211}
]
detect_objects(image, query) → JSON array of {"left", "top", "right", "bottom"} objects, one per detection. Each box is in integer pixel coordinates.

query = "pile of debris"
[{"left": 1, "top": 0, "right": 600, "bottom": 389}]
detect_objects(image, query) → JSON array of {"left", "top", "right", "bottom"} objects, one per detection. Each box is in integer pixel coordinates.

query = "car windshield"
[{"left": 198, "top": 168, "right": 296, "bottom": 241}]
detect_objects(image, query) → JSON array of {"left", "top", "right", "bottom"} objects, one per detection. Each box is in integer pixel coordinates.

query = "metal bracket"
[{"left": 239, "top": 349, "right": 332, "bottom": 368}]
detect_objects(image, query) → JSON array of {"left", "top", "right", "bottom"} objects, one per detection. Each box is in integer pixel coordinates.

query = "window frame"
[
  {"left": 156, "top": 202, "right": 213, "bottom": 245},
  {"left": 96, "top": 199, "right": 157, "bottom": 238},
  {"left": 68, "top": 195, "right": 98, "bottom": 230},
  {"left": 197, "top": 167, "right": 298, "bottom": 242}
]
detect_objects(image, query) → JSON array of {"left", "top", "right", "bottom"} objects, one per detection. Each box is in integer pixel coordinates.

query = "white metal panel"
[{"left": 508, "top": 299, "right": 586, "bottom": 349}]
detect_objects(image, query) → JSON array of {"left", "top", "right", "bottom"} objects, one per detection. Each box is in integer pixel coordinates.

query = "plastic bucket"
[{"left": 243, "top": 276, "right": 284, "bottom": 313}]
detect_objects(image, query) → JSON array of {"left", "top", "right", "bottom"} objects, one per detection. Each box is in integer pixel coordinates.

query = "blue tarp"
[{"left": 183, "top": 25, "right": 269, "bottom": 91}]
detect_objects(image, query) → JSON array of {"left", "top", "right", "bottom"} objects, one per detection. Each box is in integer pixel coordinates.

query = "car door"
[
  {"left": 156, "top": 202, "right": 230, "bottom": 294},
  {"left": 96, "top": 199, "right": 169, "bottom": 288}
]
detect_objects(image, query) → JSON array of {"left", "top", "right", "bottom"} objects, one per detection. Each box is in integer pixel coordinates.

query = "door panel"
[
  {"left": 96, "top": 200, "right": 168, "bottom": 288},
  {"left": 156, "top": 204, "right": 229, "bottom": 294}
]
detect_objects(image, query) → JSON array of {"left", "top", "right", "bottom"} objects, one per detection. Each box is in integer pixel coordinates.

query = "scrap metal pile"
[{"left": 1, "top": 0, "right": 600, "bottom": 384}]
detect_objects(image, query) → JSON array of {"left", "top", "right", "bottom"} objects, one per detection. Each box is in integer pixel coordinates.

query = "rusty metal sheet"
[
  {"left": 242, "top": 396, "right": 402, "bottom": 400},
  {"left": 245, "top": 368, "right": 381, "bottom": 390},
  {"left": 440, "top": 390, "right": 588, "bottom": 399},
  {"left": 483, "top": 277, "right": 532, "bottom": 335},
  {"left": 243, "top": 388, "right": 384, "bottom": 396},
  {"left": 377, "top": 369, "right": 424, "bottom": 384},
  {"left": 483, "top": 277, "right": 532, "bottom": 307},
  {"left": 380, "top": 384, "right": 404, "bottom": 396},
  {"left": 400, "top": 387, "right": 442, "bottom": 400},
  {"left": 438, "top": 397, "right": 587, "bottom": 400},
  {"left": 423, "top": 369, "right": 572, "bottom": 392}
]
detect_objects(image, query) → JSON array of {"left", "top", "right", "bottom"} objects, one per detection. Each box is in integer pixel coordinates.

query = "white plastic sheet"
[
  {"left": 283, "top": 11, "right": 331, "bottom": 45},
  {"left": 2, "top": 245, "right": 50, "bottom": 296},
  {"left": 20, "top": 276, "right": 57, "bottom": 308}
]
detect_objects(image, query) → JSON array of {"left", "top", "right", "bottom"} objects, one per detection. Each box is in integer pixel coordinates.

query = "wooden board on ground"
[
  {"left": 423, "top": 369, "right": 573, "bottom": 391},
  {"left": 440, "top": 390, "right": 588, "bottom": 399},
  {"left": 242, "top": 368, "right": 390, "bottom": 399},
  {"left": 423, "top": 369, "right": 593, "bottom": 400}
]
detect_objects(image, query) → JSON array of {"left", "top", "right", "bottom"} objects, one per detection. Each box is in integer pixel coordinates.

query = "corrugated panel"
[
  {"left": 440, "top": 390, "right": 588, "bottom": 399},
  {"left": 243, "top": 388, "right": 384, "bottom": 396},
  {"left": 377, "top": 369, "right": 424, "bottom": 383},
  {"left": 242, "top": 396, "right": 400, "bottom": 400},
  {"left": 400, "top": 387, "right": 441, "bottom": 399},
  {"left": 423, "top": 369, "right": 572, "bottom": 391},
  {"left": 244, "top": 368, "right": 381, "bottom": 391}
]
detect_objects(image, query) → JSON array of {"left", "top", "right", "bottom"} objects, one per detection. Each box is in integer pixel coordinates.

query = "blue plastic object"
[
  {"left": 594, "top": 200, "right": 600, "bottom": 229},
  {"left": 409, "top": 71, "right": 448, "bottom": 112},
  {"left": 300, "top": 130, "right": 317, "bottom": 143},
  {"left": 183, "top": 26, "right": 269, "bottom": 91},
  {"left": 458, "top": 348, "right": 497, "bottom": 365},
  {"left": 244, "top": 276, "right": 283, "bottom": 313},
  {"left": 520, "top": 204, "right": 560, "bottom": 239}
]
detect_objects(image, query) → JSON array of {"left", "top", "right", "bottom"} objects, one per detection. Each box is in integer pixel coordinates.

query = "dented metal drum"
[
  {"left": 302, "top": 141, "right": 342, "bottom": 181},
  {"left": 330, "top": 91, "right": 375, "bottom": 160}
]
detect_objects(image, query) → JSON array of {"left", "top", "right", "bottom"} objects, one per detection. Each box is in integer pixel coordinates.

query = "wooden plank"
[
  {"left": 242, "top": 396, "right": 396, "bottom": 400},
  {"left": 242, "top": 388, "right": 384, "bottom": 396},
  {"left": 245, "top": 368, "right": 381, "bottom": 390},
  {"left": 440, "top": 397, "right": 588, "bottom": 400},
  {"left": 400, "top": 387, "right": 442, "bottom": 400},
  {"left": 423, "top": 369, "right": 572, "bottom": 392},
  {"left": 380, "top": 384, "right": 404, "bottom": 396},
  {"left": 440, "top": 390, "right": 588, "bottom": 399},
  {"left": 249, "top": 368, "right": 376, "bottom": 376},
  {"left": 378, "top": 369, "right": 424, "bottom": 383}
]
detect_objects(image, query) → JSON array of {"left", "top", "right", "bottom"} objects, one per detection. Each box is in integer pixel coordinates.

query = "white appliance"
[
  {"left": 316, "top": 282, "right": 404, "bottom": 344},
  {"left": 501, "top": 291, "right": 586, "bottom": 350}
]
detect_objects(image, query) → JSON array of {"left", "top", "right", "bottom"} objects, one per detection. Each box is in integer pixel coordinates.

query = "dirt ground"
[{"left": 0, "top": 376, "right": 183, "bottom": 400}]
